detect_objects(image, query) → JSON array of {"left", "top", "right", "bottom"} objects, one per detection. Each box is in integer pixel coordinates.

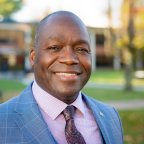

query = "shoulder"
[
  {"left": 0, "top": 83, "right": 32, "bottom": 113},
  {"left": 82, "top": 93, "right": 122, "bottom": 123},
  {"left": 0, "top": 96, "right": 19, "bottom": 113},
  {"left": 0, "top": 96, "right": 19, "bottom": 131},
  {"left": 0, "top": 84, "right": 33, "bottom": 129}
]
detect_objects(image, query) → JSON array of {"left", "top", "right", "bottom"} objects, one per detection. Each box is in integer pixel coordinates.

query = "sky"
[{"left": 12, "top": 0, "right": 123, "bottom": 28}]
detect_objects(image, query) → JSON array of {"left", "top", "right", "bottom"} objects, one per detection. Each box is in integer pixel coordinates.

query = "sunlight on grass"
[
  {"left": 133, "top": 78, "right": 144, "bottom": 86},
  {"left": 82, "top": 87, "right": 144, "bottom": 101},
  {"left": 90, "top": 69, "right": 144, "bottom": 86}
]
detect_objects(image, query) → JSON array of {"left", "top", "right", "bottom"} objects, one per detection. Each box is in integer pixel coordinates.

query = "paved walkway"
[
  {"left": 86, "top": 82, "right": 144, "bottom": 92},
  {"left": 106, "top": 100, "right": 144, "bottom": 110},
  {"left": 85, "top": 82, "right": 144, "bottom": 110}
]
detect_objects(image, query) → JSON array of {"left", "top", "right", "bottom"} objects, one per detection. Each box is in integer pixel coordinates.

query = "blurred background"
[{"left": 0, "top": 0, "right": 144, "bottom": 143}]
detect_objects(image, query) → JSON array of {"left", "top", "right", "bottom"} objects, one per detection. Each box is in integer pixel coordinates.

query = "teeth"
[{"left": 56, "top": 73, "right": 77, "bottom": 76}]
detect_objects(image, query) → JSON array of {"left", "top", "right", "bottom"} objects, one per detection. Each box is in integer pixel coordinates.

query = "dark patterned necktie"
[{"left": 63, "top": 105, "right": 86, "bottom": 144}]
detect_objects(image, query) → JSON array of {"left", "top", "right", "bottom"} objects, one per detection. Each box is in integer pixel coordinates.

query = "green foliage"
[
  {"left": 0, "top": 0, "right": 23, "bottom": 17},
  {"left": 119, "top": 0, "right": 144, "bottom": 50}
]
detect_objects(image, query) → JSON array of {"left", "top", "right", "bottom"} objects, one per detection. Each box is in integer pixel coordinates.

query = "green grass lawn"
[
  {"left": 90, "top": 69, "right": 123, "bottom": 83},
  {"left": 0, "top": 79, "right": 26, "bottom": 103},
  {"left": 119, "top": 109, "right": 144, "bottom": 144},
  {"left": 90, "top": 69, "right": 144, "bottom": 86},
  {"left": 1, "top": 86, "right": 144, "bottom": 103},
  {"left": 0, "top": 79, "right": 26, "bottom": 91},
  {"left": 82, "top": 87, "right": 144, "bottom": 101}
]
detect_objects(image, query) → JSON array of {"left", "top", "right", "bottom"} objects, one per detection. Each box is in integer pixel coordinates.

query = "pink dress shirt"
[{"left": 32, "top": 81, "right": 102, "bottom": 144}]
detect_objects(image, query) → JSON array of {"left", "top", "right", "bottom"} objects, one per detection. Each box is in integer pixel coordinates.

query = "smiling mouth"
[
  {"left": 55, "top": 72, "right": 80, "bottom": 81},
  {"left": 56, "top": 72, "right": 79, "bottom": 76}
]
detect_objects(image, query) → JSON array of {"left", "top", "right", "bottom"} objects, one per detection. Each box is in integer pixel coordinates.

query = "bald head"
[
  {"left": 30, "top": 10, "right": 92, "bottom": 102},
  {"left": 34, "top": 11, "right": 90, "bottom": 48}
]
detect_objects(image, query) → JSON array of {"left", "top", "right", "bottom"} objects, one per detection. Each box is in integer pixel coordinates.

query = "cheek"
[
  {"left": 35, "top": 52, "right": 50, "bottom": 64},
  {"left": 35, "top": 52, "right": 58, "bottom": 72},
  {"left": 33, "top": 53, "right": 47, "bottom": 74},
  {"left": 80, "top": 56, "right": 92, "bottom": 73}
]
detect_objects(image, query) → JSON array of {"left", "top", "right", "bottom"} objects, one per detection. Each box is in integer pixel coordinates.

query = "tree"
[
  {"left": 124, "top": 0, "right": 135, "bottom": 91},
  {"left": 117, "top": 0, "right": 144, "bottom": 91},
  {"left": 107, "top": 0, "right": 121, "bottom": 70},
  {"left": 0, "top": 0, "right": 23, "bottom": 18}
]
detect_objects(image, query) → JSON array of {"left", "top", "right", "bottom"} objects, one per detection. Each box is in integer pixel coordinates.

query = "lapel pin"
[{"left": 100, "top": 111, "right": 104, "bottom": 117}]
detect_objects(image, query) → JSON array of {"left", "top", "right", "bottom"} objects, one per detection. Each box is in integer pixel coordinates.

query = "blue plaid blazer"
[{"left": 0, "top": 83, "right": 123, "bottom": 144}]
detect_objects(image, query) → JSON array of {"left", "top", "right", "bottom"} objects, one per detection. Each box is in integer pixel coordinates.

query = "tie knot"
[{"left": 63, "top": 105, "right": 75, "bottom": 121}]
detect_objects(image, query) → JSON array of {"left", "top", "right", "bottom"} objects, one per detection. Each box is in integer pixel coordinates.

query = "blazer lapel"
[
  {"left": 14, "top": 84, "right": 57, "bottom": 144},
  {"left": 83, "top": 94, "right": 111, "bottom": 144}
]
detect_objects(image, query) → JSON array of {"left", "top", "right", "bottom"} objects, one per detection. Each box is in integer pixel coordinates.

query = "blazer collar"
[
  {"left": 13, "top": 83, "right": 117, "bottom": 144},
  {"left": 14, "top": 83, "right": 57, "bottom": 144},
  {"left": 82, "top": 93, "right": 111, "bottom": 144}
]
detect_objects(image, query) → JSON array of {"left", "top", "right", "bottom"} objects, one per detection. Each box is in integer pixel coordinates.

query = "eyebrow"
[
  {"left": 46, "top": 37, "right": 90, "bottom": 48},
  {"left": 74, "top": 40, "right": 90, "bottom": 48}
]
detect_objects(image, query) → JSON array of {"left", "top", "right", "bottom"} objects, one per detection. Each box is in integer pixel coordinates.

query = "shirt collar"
[{"left": 32, "top": 81, "right": 85, "bottom": 120}]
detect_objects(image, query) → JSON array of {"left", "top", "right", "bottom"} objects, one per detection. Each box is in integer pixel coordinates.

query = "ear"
[{"left": 29, "top": 48, "right": 36, "bottom": 67}]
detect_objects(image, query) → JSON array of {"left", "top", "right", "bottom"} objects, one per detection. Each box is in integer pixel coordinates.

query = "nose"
[{"left": 58, "top": 46, "right": 79, "bottom": 65}]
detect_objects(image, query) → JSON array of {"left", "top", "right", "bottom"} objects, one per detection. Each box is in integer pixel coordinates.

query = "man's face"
[{"left": 30, "top": 15, "right": 92, "bottom": 104}]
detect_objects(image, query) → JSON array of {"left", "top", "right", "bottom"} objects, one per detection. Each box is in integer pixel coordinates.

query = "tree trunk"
[
  {"left": 136, "top": 49, "right": 143, "bottom": 69},
  {"left": 124, "top": 57, "right": 133, "bottom": 91},
  {"left": 124, "top": 0, "right": 135, "bottom": 91},
  {"left": 113, "top": 48, "right": 121, "bottom": 70}
]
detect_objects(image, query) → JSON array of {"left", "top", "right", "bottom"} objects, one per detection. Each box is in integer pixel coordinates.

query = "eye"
[
  {"left": 76, "top": 47, "right": 91, "bottom": 54},
  {"left": 47, "top": 45, "right": 62, "bottom": 51}
]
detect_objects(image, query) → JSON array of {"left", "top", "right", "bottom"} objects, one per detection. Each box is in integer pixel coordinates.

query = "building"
[{"left": 0, "top": 18, "right": 31, "bottom": 72}]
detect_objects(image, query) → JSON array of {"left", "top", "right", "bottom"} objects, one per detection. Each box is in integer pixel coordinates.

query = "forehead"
[{"left": 37, "top": 14, "right": 90, "bottom": 43}]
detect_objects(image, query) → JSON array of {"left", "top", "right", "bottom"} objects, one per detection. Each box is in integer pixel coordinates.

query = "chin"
[
  {"left": 58, "top": 90, "right": 78, "bottom": 97},
  {"left": 58, "top": 93, "right": 78, "bottom": 104},
  {"left": 55, "top": 89, "right": 79, "bottom": 99}
]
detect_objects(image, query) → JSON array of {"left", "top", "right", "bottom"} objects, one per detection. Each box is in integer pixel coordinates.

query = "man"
[{"left": 0, "top": 11, "right": 123, "bottom": 144}]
